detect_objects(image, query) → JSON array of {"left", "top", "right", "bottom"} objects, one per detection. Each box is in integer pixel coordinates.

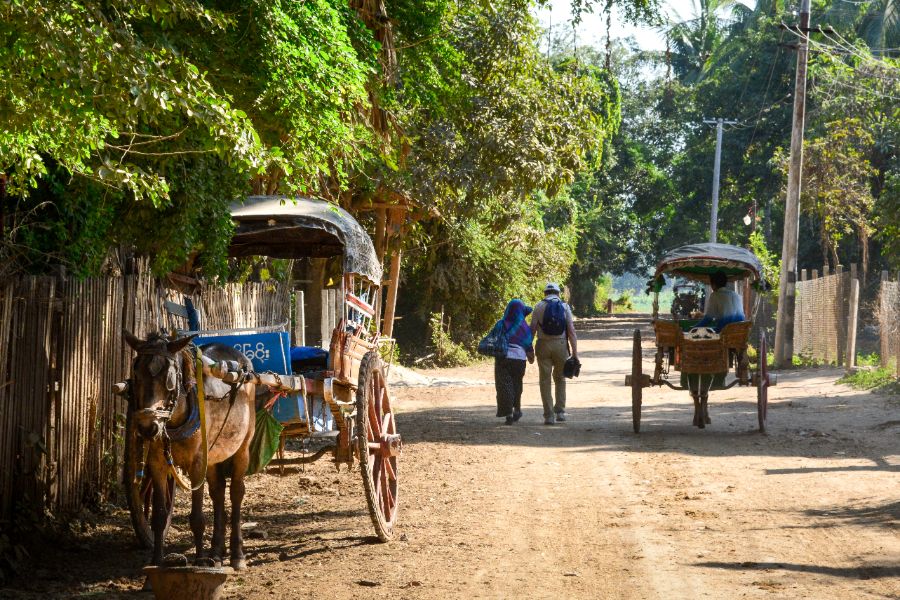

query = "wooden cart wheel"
[
  {"left": 356, "top": 351, "right": 400, "bottom": 542},
  {"left": 631, "top": 329, "right": 643, "bottom": 433},
  {"left": 124, "top": 411, "right": 174, "bottom": 549},
  {"left": 756, "top": 334, "right": 768, "bottom": 433}
]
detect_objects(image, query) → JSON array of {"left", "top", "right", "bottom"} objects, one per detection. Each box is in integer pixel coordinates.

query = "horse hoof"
[
  {"left": 231, "top": 557, "right": 247, "bottom": 571},
  {"left": 194, "top": 556, "right": 216, "bottom": 568},
  {"left": 163, "top": 553, "right": 188, "bottom": 567},
  {"left": 698, "top": 421, "right": 705, "bottom": 429},
  {"left": 704, "top": 416, "right": 711, "bottom": 424}
]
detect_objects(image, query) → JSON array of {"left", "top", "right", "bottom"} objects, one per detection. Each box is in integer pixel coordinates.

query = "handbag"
[
  {"left": 563, "top": 356, "right": 581, "bottom": 379},
  {"left": 477, "top": 321, "right": 508, "bottom": 359}
]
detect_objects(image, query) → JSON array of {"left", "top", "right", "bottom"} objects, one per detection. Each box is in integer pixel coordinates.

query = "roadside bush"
[
  {"left": 613, "top": 290, "right": 634, "bottom": 312},
  {"left": 838, "top": 364, "right": 899, "bottom": 392},
  {"left": 428, "top": 313, "right": 476, "bottom": 368},
  {"left": 403, "top": 199, "right": 575, "bottom": 346}
]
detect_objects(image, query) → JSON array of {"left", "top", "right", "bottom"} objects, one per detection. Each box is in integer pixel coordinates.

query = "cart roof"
[
  {"left": 654, "top": 243, "right": 763, "bottom": 284},
  {"left": 228, "top": 196, "right": 383, "bottom": 283}
]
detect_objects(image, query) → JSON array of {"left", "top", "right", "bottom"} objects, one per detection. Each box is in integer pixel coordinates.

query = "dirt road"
[{"left": 6, "top": 316, "right": 899, "bottom": 599}]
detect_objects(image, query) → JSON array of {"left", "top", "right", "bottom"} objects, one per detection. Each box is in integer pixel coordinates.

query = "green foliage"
[
  {"left": 0, "top": 1, "right": 266, "bottom": 203},
  {"left": 428, "top": 312, "right": 476, "bottom": 367},
  {"left": 879, "top": 172, "right": 900, "bottom": 270},
  {"left": 594, "top": 274, "right": 615, "bottom": 313},
  {"left": 838, "top": 365, "right": 899, "bottom": 391},
  {"left": 387, "top": 4, "right": 619, "bottom": 220},
  {"left": 856, "top": 352, "right": 881, "bottom": 367},
  {"left": 406, "top": 197, "right": 576, "bottom": 342},
  {"left": 394, "top": 2, "right": 619, "bottom": 346},
  {"left": 613, "top": 290, "right": 634, "bottom": 312},
  {"left": 748, "top": 229, "right": 780, "bottom": 298},
  {"left": 0, "top": 0, "right": 376, "bottom": 277}
]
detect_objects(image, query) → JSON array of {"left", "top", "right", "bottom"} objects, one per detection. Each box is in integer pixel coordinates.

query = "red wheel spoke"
[
  {"left": 374, "top": 462, "right": 383, "bottom": 502},
  {"left": 383, "top": 456, "right": 396, "bottom": 481},
  {"left": 379, "top": 386, "right": 389, "bottom": 413},
  {"left": 368, "top": 401, "right": 382, "bottom": 437},
  {"left": 381, "top": 411, "right": 393, "bottom": 434},
  {"left": 381, "top": 467, "right": 394, "bottom": 517}
]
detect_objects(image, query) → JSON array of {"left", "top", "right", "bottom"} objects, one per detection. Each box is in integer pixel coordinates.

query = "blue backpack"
[{"left": 541, "top": 299, "right": 567, "bottom": 336}]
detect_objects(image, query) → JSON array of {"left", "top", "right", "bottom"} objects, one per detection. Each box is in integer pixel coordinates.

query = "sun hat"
[{"left": 544, "top": 282, "right": 561, "bottom": 294}]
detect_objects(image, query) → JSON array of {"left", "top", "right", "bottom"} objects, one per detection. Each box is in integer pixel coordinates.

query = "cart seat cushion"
[{"left": 290, "top": 346, "right": 328, "bottom": 372}]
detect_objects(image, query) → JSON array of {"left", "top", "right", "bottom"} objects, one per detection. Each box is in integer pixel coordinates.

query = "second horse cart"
[{"left": 626, "top": 243, "right": 777, "bottom": 433}]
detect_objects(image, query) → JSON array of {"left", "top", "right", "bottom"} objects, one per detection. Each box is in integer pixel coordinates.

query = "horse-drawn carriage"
[
  {"left": 625, "top": 243, "right": 776, "bottom": 433},
  {"left": 119, "top": 197, "right": 400, "bottom": 568}
]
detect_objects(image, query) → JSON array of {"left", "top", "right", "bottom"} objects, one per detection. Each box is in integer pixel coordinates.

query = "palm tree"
[
  {"left": 662, "top": 0, "right": 740, "bottom": 83},
  {"left": 822, "top": 0, "right": 900, "bottom": 52}
]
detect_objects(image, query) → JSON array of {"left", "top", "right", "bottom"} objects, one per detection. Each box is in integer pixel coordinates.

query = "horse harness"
[{"left": 129, "top": 342, "right": 246, "bottom": 491}]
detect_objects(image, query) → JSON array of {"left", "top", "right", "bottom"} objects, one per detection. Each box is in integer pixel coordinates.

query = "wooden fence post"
[
  {"left": 845, "top": 277, "right": 859, "bottom": 371},
  {"left": 881, "top": 271, "right": 889, "bottom": 369},
  {"left": 836, "top": 264, "right": 844, "bottom": 365}
]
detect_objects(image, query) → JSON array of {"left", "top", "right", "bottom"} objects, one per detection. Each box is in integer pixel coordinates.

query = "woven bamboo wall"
[
  {"left": 0, "top": 268, "right": 290, "bottom": 521},
  {"left": 880, "top": 280, "right": 900, "bottom": 376},
  {"left": 793, "top": 270, "right": 849, "bottom": 364}
]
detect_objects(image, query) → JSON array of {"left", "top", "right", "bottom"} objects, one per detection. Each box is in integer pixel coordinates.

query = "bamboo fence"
[
  {"left": 879, "top": 277, "right": 900, "bottom": 376},
  {"left": 793, "top": 267, "right": 855, "bottom": 365},
  {"left": 0, "top": 267, "right": 289, "bottom": 522}
]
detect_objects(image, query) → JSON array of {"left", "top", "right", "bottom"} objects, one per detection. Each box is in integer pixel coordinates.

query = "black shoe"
[
  {"left": 504, "top": 416, "right": 514, "bottom": 425},
  {"left": 512, "top": 409, "right": 523, "bottom": 422}
]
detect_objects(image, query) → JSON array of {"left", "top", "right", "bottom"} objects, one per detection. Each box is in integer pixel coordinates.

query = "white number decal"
[{"left": 234, "top": 342, "right": 271, "bottom": 364}]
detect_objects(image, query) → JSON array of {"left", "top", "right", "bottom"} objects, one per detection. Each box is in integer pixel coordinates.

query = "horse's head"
[{"left": 124, "top": 330, "right": 196, "bottom": 439}]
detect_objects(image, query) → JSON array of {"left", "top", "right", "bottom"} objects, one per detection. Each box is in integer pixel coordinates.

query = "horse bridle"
[{"left": 131, "top": 347, "right": 192, "bottom": 423}]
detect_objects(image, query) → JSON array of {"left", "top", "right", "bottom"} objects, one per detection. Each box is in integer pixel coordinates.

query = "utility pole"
[
  {"left": 703, "top": 118, "right": 738, "bottom": 243},
  {"left": 774, "top": 0, "right": 811, "bottom": 368}
]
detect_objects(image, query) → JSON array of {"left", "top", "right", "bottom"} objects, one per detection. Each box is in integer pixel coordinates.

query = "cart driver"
[{"left": 695, "top": 271, "right": 744, "bottom": 332}]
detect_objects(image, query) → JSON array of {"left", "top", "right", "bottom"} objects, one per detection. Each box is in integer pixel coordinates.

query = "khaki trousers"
[{"left": 536, "top": 337, "right": 568, "bottom": 418}]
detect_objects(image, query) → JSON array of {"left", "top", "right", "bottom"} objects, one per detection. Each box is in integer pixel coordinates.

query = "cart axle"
[{"left": 368, "top": 434, "right": 402, "bottom": 458}]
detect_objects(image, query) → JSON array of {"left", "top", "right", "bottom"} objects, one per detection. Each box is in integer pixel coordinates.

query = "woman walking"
[{"left": 494, "top": 299, "right": 535, "bottom": 425}]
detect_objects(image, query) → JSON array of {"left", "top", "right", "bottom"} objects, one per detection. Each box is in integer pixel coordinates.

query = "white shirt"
[
  {"left": 704, "top": 288, "right": 744, "bottom": 322},
  {"left": 506, "top": 343, "right": 527, "bottom": 361}
]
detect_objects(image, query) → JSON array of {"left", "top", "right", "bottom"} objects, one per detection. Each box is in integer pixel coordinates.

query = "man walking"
[{"left": 530, "top": 283, "right": 578, "bottom": 424}]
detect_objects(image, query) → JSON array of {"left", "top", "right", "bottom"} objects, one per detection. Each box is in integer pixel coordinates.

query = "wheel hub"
[{"left": 378, "top": 433, "right": 402, "bottom": 457}]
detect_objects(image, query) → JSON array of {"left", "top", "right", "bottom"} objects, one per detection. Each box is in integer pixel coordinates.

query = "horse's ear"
[
  {"left": 167, "top": 334, "right": 198, "bottom": 355},
  {"left": 123, "top": 329, "right": 142, "bottom": 352}
]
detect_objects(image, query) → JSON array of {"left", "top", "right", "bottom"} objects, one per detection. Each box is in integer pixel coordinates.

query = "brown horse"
[{"left": 124, "top": 331, "right": 256, "bottom": 569}]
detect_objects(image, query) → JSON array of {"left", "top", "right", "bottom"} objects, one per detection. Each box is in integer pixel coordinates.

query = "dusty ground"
[{"left": 3, "top": 315, "right": 899, "bottom": 599}]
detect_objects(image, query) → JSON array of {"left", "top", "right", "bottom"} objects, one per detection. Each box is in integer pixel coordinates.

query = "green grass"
[
  {"left": 628, "top": 290, "right": 674, "bottom": 314},
  {"left": 838, "top": 365, "right": 900, "bottom": 392},
  {"left": 856, "top": 352, "right": 881, "bottom": 367}
]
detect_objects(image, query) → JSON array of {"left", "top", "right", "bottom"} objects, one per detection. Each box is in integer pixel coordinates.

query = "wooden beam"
[{"left": 382, "top": 247, "right": 402, "bottom": 339}]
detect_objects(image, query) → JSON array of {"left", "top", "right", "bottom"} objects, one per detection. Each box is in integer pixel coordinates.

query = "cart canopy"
[
  {"left": 229, "top": 196, "right": 383, "bottom": 283},
  {"left": 653, "top": 243, "right": 764, "bottom": 285}
]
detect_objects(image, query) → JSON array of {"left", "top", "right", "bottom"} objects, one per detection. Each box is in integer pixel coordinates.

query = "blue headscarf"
[{"left": 501, "top": 299, "right": 533, "bottom": 349}]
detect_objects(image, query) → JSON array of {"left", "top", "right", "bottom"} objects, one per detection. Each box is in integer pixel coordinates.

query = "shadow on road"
[{"left": 694, "top": 560, "right": 900, "bottom": 580}]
